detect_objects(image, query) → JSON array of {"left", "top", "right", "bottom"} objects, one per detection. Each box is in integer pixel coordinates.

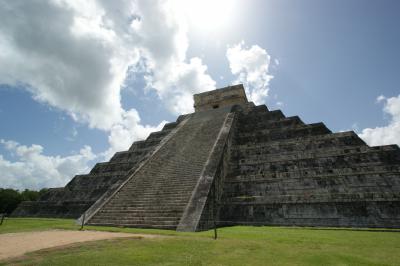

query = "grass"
[
  {"left": 1, "top": 218, "right": 400, "bottom": 265},
  {"left": 0, "top": 217, "right": 79, "bottom": 234}
]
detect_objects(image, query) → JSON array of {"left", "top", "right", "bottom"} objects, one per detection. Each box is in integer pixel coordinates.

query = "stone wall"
[
  {"left": 219, "top": 104, "right": 400, "bottom": 228},
  {"left": 193, "top": 84, "right": 248, "bottom": 112}
]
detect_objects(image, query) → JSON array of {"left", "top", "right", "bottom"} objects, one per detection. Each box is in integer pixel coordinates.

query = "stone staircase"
[
  {"left": 87, "top": 107, "right": 232, "bottom": 229},
  {"left": 12, "top": 118, "right": 183, "bottom": 218}
]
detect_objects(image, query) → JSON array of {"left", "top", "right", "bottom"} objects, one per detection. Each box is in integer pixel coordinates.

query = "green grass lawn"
[{"left": 1, "top": 218, "right": 400, "bottom": 265}]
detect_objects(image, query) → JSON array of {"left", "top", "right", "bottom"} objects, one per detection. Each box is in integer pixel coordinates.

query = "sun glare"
[{"left": 176, "top": 0, "right": 238, "bottom": 32}]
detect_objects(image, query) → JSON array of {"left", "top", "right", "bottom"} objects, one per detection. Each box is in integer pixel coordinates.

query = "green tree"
[
  {"left": 0, "top": 188, "right": 47, "bottom": 215},
  {"left": 0, "top": 188, "right": 21, "bottom": 214},
  {"left": 20, "top": 189, "right": 40, "bottom": 201},
  {"left": 39, "top": 188, "right": 49, "bottom": 198}
]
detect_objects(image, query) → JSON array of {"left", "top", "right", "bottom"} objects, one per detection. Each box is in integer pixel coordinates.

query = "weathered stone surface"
[
  {"left": 85, "top": 106, "right": 233, "bottom": 230},
  {"left": 193, "top": 84, "right": 248, "bottom": 112},
  {"left": 12, "top": 120, "right": 180, "bottom": 218},
  {"left": 219, "top": 103, "right": 400, "bottom": 228},
  {"left": 13, "top": 84, "right": 400, "bottom": 230}
]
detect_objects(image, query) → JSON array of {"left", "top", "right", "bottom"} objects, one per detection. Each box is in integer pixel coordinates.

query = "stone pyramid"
[{"left": 13, "top": 85, "right": 400, "bottom": 231}]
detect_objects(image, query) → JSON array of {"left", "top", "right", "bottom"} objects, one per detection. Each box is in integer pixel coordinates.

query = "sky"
[{"left": 0, "top": 0, "right": 399, "bottom": 190}]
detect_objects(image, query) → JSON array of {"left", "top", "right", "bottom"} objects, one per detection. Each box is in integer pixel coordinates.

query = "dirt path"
[{"left": 0, "top": 230, "right": 158, "bottom": 261}]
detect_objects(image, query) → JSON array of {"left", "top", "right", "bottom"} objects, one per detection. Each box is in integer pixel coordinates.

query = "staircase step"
[
  {"left": 89, "top": 217, "right": 178, "bottom": 225},
  {"left": 92, "top": 215, "right": 180, "bottom": 222},
  {"left": 100, "top": 204, "right": 185, "bottom": 209},
  {"left": 87, "top": 222, "right": 177, "bottom": 229},
  {"left": 98, "top": 210, "right": 181, "bottom": 217},
  {"left": 112, "top": 195, "right": 190, "bottom": 201},
  {"left": 87, "top": 107, "right": 231, "bottom": 230}
]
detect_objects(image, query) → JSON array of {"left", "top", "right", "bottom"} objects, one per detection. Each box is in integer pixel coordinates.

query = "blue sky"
[{"left": 0, "top": 0, "right": 399, "bottom": 190}]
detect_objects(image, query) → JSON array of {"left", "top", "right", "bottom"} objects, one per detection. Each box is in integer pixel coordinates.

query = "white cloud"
[
  {"left": 0, "top": 0, "right": 216, "bottom": 126},
  {"left": 104, "top": 109, "right": 167, "bottom": 160},
  {"left": 376, "top": 95, "right": 386, "bottom": 103},
  {"left": 0, "top": 139, "right": 97, "bottom": 190},
  {"left": 0, "top": 0, "right": 140, "bottom": 130},
  {"left": 359, "top": 95, "right": 400, "bottom": 146},
  {"left": 226, "top": 41, "right": 273, "bottom": 105},
  {"left": 0, "top": 109, "right": 166, "bottom": 190},
  {"left": 136, "top": 1, "right": 216, "bottom": 114},
  {"left": 0, "top": 0, "right": 224, "bottom": 190}
]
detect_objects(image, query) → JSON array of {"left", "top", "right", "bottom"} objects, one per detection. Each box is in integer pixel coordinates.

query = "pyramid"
[{"left": 13, "top": 85, "right": 400, "bottom": 231}]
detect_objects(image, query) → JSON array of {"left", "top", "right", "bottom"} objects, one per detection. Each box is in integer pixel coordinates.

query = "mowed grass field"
[{"left": 1, "top": 218, "right": 400, "bottom": 266}]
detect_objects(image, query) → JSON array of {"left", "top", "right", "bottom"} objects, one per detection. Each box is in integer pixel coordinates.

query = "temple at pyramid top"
[{"left": 193, "top": 84, "right": 248, "bottom": 112}]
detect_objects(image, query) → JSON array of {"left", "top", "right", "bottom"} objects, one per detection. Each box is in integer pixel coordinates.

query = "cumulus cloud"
[
  {"left": 359, "top": 95, "right": 400, "bottom": 146},
  {"left": 0, "top": 111, "right": 165, "bottom": 190},
  {"left": 136, "top": 0, "right": 216, "bottom": 114},
  {"left": 0, "top": 0, "right": 216, "bottom": 128},
  {"left": 104, "top": 109, "right": 167, "bottom": 159},
  {"left": 0, "top": 139, "right": 97, "bottom": 190},
  {"left": 226, "top": 41, "right": 273, "bottom": 104},
  {"left": 0, "top": 0, "right": 202, "bottom": 189},
  {"left": 0, "top": 0, "right": 139, "bottom": 130}
]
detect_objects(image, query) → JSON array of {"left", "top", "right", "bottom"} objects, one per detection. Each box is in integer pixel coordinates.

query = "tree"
[
  {"left": 20, "top": 189, "right": 40, "bottom": 201},
  {"left": 0, "top": 188, "right": 21, "bottom": 214},
  {"left": 0, "top": 188, "right": 47, "bottom": 215}
]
